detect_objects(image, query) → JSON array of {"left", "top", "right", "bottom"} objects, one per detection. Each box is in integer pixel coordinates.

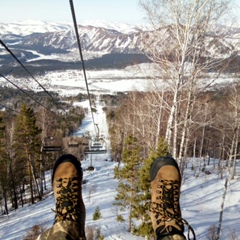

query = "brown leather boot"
[
  {"left": 52, "top": 154, "right": 86, "bottom": 239},
  {"left": 150, "top": 156, "right": 186, "bottom": 240}
]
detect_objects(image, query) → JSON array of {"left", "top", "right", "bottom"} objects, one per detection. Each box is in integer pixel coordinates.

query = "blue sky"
[
  {"left": 1, "top": 0, "right": 239, "bottom": 25},
  {"left": 0, "top": 0, "right": 145, "bottom": 24}
]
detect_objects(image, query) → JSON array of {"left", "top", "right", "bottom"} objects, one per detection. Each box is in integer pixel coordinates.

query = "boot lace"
[
  {"left": 151, "top": 179, "right": 196, "bottom": 240},
  {"left": 53, "top": 177, "right": 81, "bottom": 223}
]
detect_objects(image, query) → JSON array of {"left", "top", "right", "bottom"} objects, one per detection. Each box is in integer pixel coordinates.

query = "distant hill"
[{"left": 0, "top": 20, "right": 239, "bottom": 75}]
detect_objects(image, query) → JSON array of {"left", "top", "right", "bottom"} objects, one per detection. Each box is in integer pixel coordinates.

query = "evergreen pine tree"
[
  {"left": 132, "top": 138, "right": 169, "bottom": 239},
  {"left": 93, "top": 206, "right": 102, "bottom": 220},
  {"left": 114, "top": 135, "right": 143, "bottom": 232},
  {"left": 13, "top": 104, "right": 42, "bottom": 204},
  {"left": 0, "top": 113, "right": 20, "bottom": 210},
  {"left": 0, "top": 114, "right": 10, "bottom": 214}
]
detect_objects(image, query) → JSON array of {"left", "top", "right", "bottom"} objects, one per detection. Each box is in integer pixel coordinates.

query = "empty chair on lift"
[{"left": 84, "top": 138, "right": 107, "bottom": 154}]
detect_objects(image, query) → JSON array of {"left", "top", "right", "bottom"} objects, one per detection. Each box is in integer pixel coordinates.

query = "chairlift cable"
[
  {"left": 0, "top": 103, "right": 20, "bottom": 114},
  {"left": 69, "top": 0, "right": 97, "bottom": 135},
  {"left": 0, "top": 39, "right": 68, "bottom": 114},
  {"left": 69, "top": 0, "right": 108, "bottom": 155},
  {"left": 0, "top": 102, "right": 59, "bottom": 127},
  {"left": 0, "top": 39, "right": 52, "bottom": 99},
  {"left": 0, "top": 73, "right": 50, "bottom": 111}
]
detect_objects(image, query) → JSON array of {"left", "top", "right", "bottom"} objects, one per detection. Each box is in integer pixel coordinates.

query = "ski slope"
[{"left": 0, "top": 98, "right": 240, "bottom": 240}]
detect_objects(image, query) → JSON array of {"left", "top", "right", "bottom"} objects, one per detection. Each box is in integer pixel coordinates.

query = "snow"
[
  {"left": 1, "top": 19, "right": 240, "bottom": 239},
  {"left": 80, "top": 20, "right": 144, "bottom": 34},
  {"left": 25, "top": 50, "right": 59, "bottom": 63},
  {"left": 1, "top": 90, "right": 240, "bottom": 240},
  {"left": 0, "top": 20, "right": 144, "bottom": 36},
  {"left": 1, "top": 62, "right": 236, "bottom": 97},
  {"left": 1, "top": 65, "right": 165, "bottom": 96},
  {"left": 0, "top": 20, "right": 72, "bottom": 36}
]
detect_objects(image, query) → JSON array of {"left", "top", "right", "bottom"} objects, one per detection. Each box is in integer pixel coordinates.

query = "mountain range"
[{"left": 0, "top": 20, "right": 240, "bottom": 74}]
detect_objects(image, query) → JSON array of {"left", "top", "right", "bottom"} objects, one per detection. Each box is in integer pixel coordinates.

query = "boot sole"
[
  {"left": 150, "top": 156, "right": 180, "bottom": 182},
  {"left": 52, "top": 154, "right": 83, "bottom": 183}
]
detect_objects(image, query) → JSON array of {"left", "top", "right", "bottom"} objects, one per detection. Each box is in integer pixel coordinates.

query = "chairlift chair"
[
  {"left": 83, "top": 137, "right": 107, "bottom": 155},
  {"left": 42, "top": 137, "right": 63, "bottom": 152}
]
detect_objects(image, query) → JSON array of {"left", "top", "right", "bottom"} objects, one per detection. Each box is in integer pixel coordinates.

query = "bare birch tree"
[
  {"left": 139, "top": 0, "right": 236, "bottom": 162},
  {"left": 227, "top": 83, "right": 240, "bottom": 179}
]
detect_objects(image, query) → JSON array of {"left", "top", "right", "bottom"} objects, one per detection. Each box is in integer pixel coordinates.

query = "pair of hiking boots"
[{"left": 50, "top": 154, "right": 195, "bottom": 240}]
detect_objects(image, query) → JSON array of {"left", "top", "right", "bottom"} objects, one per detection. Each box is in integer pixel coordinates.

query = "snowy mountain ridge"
[
  {"left": 0, "top": 20, "right": 72, "bottom": 36},
  {"left": 0, "top": 20, "right": 146, "bottom": 65},
  {"left": 0, "top": 20, "right": 142, "bottom": 36},
  {"left": 0, "top": 20, "right": 239, "bottom": 71}
]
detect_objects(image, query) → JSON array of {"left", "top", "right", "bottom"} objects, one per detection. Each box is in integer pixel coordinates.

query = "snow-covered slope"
[
  {"left": 0, "top": 20, "right": 144, "bottom": 64},
  {"left": 0, "top": 98, "right": 240, "bottom": 240},
  {"left": 0, "top": 20, "right": 142, "bottom": 36},
  {"left": 1, "top": 20, "right": 239, "bottom": 61},
  {"left": 0, "top": 20, "right": 71, "bottom": 36},
  {"left": 80, "top": 20, "right": 144, "bottom": 34}
]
